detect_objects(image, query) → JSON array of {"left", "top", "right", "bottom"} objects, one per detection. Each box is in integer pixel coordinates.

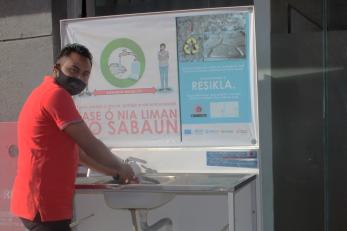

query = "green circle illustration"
[{"left": 100, "top": 38, "right": 145, "bottom": 88}]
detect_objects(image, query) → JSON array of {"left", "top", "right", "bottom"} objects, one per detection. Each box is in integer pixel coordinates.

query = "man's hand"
[{"left": 117, "top": 163, "right": 139, "bottom": 184}]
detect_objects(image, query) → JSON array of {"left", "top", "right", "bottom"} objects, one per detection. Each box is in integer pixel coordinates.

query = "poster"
[
  {"left": 62, "top": 14, "right": 181, "bottom": 147},
  {"left": 177, "top": 11, "right": 258, "bottom": 146},
  {"left": 61, "top": 7, "right": 258, "bottom": 147}
]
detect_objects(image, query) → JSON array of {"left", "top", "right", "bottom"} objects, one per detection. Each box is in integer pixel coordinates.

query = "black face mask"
[{"left": 55, "top": 69, "right": 86, "bottom": 95}]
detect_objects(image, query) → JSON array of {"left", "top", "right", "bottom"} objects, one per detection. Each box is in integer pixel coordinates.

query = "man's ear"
[
  {"left": 53, "top": 63, "right": 60, "bottom": 69},
  {"left": 52, "top": 64, "right": 59, "bottom": 76}
]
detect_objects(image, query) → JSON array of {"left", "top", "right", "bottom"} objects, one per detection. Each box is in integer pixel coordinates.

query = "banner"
[{"left": 61, "top": 6, "right": 258, "bottom": 147}]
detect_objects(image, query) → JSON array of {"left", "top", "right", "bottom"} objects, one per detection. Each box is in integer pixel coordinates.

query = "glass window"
[{"left": 94, "top": 0, "right": 253, "bottom": 16}]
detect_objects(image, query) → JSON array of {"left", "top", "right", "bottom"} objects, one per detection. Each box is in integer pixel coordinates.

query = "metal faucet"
[
  {"left": 125, "top": 156, "right": 147, "bottom": 164},
  {"left": 125, "top": 157, "right": 157, "bottom": 174}
]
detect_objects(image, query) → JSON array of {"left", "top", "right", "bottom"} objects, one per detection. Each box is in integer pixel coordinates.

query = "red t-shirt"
[{"left": 11, "top": 76, "right": 83, "bottom": 221}]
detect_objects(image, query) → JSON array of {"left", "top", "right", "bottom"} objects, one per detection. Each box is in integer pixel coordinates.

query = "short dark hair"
[{"left": 56, "top": 43, "right": 93, "bottom": 65}]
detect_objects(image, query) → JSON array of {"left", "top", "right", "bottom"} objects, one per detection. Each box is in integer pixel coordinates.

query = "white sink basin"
[
  {"left": 104, "top": 174, "right": 176, "bottom": 209},
  {"left": 104, "top": 191, "right": 175, "bottom": 209}
]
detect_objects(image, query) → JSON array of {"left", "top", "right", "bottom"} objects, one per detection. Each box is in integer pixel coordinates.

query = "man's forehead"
[{"left": 59, "top": 53, "right": 91, "bottom": 67}]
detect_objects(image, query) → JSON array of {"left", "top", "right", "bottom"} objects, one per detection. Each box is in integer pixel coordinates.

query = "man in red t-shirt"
[{"left": 11, "top": 44, "right": 137, "bottom": 231}]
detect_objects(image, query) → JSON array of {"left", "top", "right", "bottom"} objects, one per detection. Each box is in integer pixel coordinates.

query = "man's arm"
[
  {"left": 63, "top": 121, "right": 136, "bottom": 182},
  {"left": 79, "top": 148, "right": 119, "bottom": 176}
]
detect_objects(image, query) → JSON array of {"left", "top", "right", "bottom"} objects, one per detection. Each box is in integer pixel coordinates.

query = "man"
[{"left": 11, "top": 43, "right": 137, "bottom": 231}]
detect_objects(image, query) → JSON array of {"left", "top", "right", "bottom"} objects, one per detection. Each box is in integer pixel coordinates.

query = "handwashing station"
[{"left": 61, "top": 6, "right": 260, "bottom": 231}]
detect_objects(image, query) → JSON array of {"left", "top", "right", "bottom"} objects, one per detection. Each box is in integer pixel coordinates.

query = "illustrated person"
[
  {"left": 158, "top": 43, "right": 169, "bottom": 91},
  {"left": 10, "top": 43, "right": 137, "bottom": 231}
]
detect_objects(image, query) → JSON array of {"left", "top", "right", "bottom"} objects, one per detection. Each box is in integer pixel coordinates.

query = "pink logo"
[{"left": 194, "top": 105, "right": 202, "bottom": 113}]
